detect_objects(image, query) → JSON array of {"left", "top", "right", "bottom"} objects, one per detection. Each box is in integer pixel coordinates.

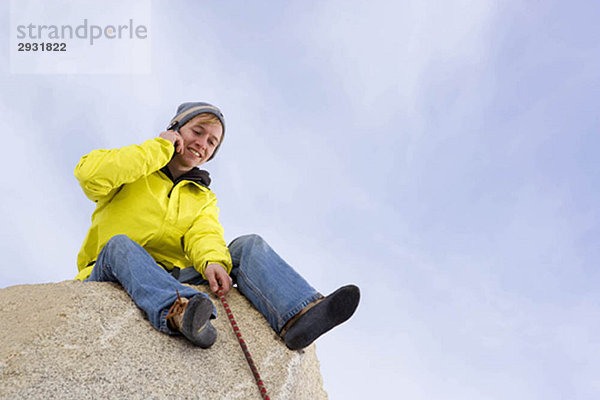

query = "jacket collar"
[{"left": 160, "top": 166, "right": 211, "bottom": 188}]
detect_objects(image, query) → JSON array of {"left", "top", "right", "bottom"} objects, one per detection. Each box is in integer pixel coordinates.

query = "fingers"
[
  {"left": 218, "top": 272, "right": 233, "bottom": 296},
  {"left": 205, "top": 264, "right": 233, "bottom": 295},
  {"left": 159, "top": 130, "right": 184, "bottom": 154},
  {"left": 204, "top": 266, "right": 217, "bottom": 293},
  {"left": 208, "top": 274, "right": 219, "bottom": 294},
  {"left": 174, "top": 133, "right": 184, "bottom": 154},
  {"left": 214, "top": 269, "right": 232, "bottom": 296},
  {"left": 168, "top": 131, "right": 184, "bottom": 154}
]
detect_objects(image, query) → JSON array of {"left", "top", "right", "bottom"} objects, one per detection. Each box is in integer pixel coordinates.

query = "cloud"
[{"left": 2, "top": 1, "right": 600, "bottom": 398}]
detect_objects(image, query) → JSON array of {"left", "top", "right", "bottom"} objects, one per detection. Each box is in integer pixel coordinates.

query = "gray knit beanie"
[{"left": 167, "top": 102, "right": 226, "bottom": 161}]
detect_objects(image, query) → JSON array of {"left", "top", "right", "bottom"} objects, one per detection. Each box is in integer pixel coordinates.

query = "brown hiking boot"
[{"left": 166, "top": 291, "right": 217, "bottom": 348}]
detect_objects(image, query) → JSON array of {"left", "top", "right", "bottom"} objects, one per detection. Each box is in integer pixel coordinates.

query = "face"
[{"left": 172, "top": 117, "right": 223, "bottom": 170}]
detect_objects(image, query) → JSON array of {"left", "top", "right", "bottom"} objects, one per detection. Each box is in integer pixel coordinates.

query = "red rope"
[{"left": 217, "top": 289, "right": 270, "bottom": 400}]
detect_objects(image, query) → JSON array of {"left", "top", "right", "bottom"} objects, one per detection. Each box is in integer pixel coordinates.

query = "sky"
[{"left": 1, "top": 1, "right": 599, "bottom": 398}]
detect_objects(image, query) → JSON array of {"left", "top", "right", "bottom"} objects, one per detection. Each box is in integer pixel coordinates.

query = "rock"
[{"left": 0, "top": 281, "right": 328, "bottom": 400}]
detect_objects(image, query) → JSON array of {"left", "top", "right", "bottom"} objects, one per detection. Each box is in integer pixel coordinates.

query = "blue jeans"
[
  {"left": 86, "top": 234, "right": 213, "bottom": 334},
  {"left": 86, "top": 234, "right": 321, "bottom": 335},
  {"left": 228, "top": 234, "right": 322, "bottom": 333}
]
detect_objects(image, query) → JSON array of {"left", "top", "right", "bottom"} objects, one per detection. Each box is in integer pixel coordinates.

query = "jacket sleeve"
[
  {"left": 74, "top": 137, "right": 174, "bottom": 202},
  {"left": 183, "top": 194, "right": 233, "bottom": 278}
]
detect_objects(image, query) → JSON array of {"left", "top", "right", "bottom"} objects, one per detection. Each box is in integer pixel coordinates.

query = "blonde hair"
[{"left": 186, "top": 113, "right": 222, "bottom": 129}]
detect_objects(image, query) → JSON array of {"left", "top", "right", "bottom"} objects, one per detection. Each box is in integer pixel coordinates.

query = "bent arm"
[
  {"left": 74, "top": 137, "right": 174, "bottom": 202},
  {"left": 183, "top": 195, "right": 233, "bottom": 279}
]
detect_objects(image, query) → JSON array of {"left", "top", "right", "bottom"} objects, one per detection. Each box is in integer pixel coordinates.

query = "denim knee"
[
  {"left": 229, "top": 233, "right": 266, "bottom": 251},
  {"left": 102, "top": 234, "right": 139, "bottom": 257},
  {"left": 106, "top": 234, "right": 135, "bottom": 246},
  {"left": 228, "top": 234, "right": 266, "bottom": 271}
]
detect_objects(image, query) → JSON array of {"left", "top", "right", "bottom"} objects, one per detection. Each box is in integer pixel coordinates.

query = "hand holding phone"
[{"left": 159, "top": 130, "right": 184, "bottom": 154}]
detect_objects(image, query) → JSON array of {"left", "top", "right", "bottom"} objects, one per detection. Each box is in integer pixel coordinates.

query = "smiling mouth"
[{"left": 189, "top": 149, "right": 203, "bottom": 159}]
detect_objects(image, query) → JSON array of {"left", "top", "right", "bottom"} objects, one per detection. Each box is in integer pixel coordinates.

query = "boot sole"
[
  {"left": 284, "top": 284, "right": 360, "bottom": 350},
  {"left": 181, "top": 295, "right": 217, "bottom": 348}
]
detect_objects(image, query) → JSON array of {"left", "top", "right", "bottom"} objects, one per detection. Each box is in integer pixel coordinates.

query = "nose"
[{"left": 194, "top": 134, "right": 209, "bottom": 150}]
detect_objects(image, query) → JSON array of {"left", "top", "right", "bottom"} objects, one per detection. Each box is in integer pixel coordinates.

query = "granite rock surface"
[{"left": 0, "top": 281, "right": 328, "bottom": 400}]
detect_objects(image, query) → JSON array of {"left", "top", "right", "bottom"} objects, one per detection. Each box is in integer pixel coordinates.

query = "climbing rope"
[{"left": 217, "top": 289, "right": 270, "bottom": 400}]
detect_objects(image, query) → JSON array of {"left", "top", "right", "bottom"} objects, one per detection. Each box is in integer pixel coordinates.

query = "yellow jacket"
[{"left": 74, "top": 137, "right": 232, "bottom": 281}]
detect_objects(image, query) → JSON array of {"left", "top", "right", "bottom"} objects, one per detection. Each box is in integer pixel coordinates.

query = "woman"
[{"left": 74, "top": 102, "right": 360, "bottom": 350}]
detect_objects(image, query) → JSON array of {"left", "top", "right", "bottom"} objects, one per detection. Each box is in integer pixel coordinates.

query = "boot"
[
  {"left": 166, "top": 291, "right": 217, "bottom": 348},
  {"left": 281, "top": 284, "right": 360, "bottom": 350}
]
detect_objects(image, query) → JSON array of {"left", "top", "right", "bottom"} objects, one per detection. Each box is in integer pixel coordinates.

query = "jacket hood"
[{"left": 160, "top": 166, "right": 211, "bottom": 188}]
